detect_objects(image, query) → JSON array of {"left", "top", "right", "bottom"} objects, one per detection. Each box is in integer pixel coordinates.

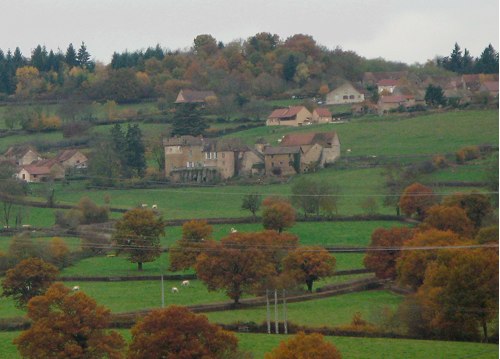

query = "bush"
[
  {"left": 455, "top": 146, "right": 480, "bottom": 164},
  {"left": 55, "top": 209, "right": 83, "bottom": 229},
  {"left": 432, "top": 155, "right": 448, "bottom": 169},
  {"left": 77, "top": 197, "right": 109, "bottom": 224},
  {"left": 61, "top": 121, "right": 91, "bottom": 138}
]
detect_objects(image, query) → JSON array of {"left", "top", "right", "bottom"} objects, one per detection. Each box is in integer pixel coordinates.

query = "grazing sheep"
[
  {"left": 171, "top": 287, "right": 179, "bottom": 293},
  {"left": 141, "top": 204, "right": 148, "bottom": 208},
  {"left": 72, "top": 286, "right": 80, "bottom": 291},
  {"left": 181, "top": 280, "right": 190, "bottom": 287},
  {"left": 21, "top": 224, "right": 31, "bottom": 229},
  {"left": 230, "top": 227, "right": 237, "bottom": 233},
  {"left": 152, "top": 204, "right": 158, "bottom": 210}
]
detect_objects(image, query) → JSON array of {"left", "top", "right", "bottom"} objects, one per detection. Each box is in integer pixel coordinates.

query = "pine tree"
[
  {"left": 65, "top": 43, "right": 78, "bottom": 67},
  {"left": 77, "top": 42, "right": 91, "bottom": 68},
  {"left": 171, "top": 103, "right": 208, "bottom": 136},
  {"left": 125, "top": 124, "right": 146, "bottom": 177},
  {"left": 475, "top": 44, "right": 499, "bottom": 74}
]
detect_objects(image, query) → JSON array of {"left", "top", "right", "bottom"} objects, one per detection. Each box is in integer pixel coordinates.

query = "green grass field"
[
  {"left": 0, "top": 273, "right": 373, "bottom": 318},
  {"left": 0, "top": 330, "right": 496, "bottom": 359},
  {"left": 224, "top": 109, "right": 498, "bottom": 156},
  {"left": 205, "top": 290, "right": 402, "bottom": 328},
  {"left": 236, "top": 333, "right": 499, "bottom": 359}
]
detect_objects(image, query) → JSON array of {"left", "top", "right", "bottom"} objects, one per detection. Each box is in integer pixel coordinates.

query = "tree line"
[{"left": 1, "top": 34, "right": 497, "bottom": 105}]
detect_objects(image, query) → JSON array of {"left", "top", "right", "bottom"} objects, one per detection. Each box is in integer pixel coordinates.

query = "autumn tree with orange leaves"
[
  {"left": 128, "top": 306, "right": 239, "bottom": 359},
  {"left": 399, "top": 183, "right": 435, "bottom": 220},
  {"left": 396, "top": 229, "right": 469, "bottom": 290},
  {"left": 1, "top": 258, "right": 58, "bottom": 309},
  {"left": 195, "top": 231, "right": 298, "bottom": 303},
  {"left": 363, "top": 227, "right": 414, "bottom": 279},
  {"left": 169, "top": 219, "right": 213, "bottom": 271},
  {"left": 283, "top": 246, "right": 336, "bottom": 292},
  {"left": 415, "top": 249, "right": 498, "bottom": 342},
  {"left": 442, "top": 191, "right": 493, "bottom": 228},
  {"left": 265, "top": 331, "right": 342, "bottom": 359},
  {"left": 421, "top": 205, "right": 474, "bottom": 237},
  {"left": 262, "top": 197, "right": 296, "bottom": 233},
  {"left": 14, "top": 283, "right": 125, "bottom": 358}
]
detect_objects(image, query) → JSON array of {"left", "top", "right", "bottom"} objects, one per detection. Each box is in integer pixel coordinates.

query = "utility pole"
[
  {"left": 274, "top": 289, "right": 279, "bottom": 334},
  {"left": 283, "top": 288, "right": 288, "bottom": 334},
  {"left": 266, "top": 289, "right": 271, "bottom": 334},
  {"left": 161, "top": 273, "right": 165, "bottom": 308}
]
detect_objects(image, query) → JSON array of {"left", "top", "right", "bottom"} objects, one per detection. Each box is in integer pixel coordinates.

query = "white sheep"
[
  {"left": 181, "top": 280, "right": 190, "bottom": 287},
  {"left": 171, "top": 287, "right": 179, "bottom": 293},
  {"left": 230, "top": 227, "right": 237, "bottom": 233},
  {"left": 152, "top": 204, "right": 158, "bottom": 210},
  {"left": 72, "top": 286, "right": 80, "bottom": 291},
  {"left": 141, "top": 204, "right": 148, "bottom": 208}
]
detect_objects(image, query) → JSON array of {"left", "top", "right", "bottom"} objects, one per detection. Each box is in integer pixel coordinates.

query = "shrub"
[
  {"left": 77, "top": 197, "right": 109, "bottom": 224},
  {"left": 61, "top": 121, "right": 91, "bottom": 138},
  {"left": 432, "top": 155, "right": 448, "bottom": 169},
  {"left": 456, "top": 146, "right": 480, "bottom": 164}
]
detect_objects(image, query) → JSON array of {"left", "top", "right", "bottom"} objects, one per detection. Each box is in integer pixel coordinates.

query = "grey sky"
[{"left": 1, "top": 0, "right": 498, "bottom": 65}]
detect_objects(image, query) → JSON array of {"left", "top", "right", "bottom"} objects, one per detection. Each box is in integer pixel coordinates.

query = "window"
[
  {"left": 205, "top": 152, "right": 209, "bottom": 159},
  {"left": 213, "top": 152, "right": 217, "bottom": 159},
  {"left": 343, "top": 95, "right": 348, "bottom": 100},
  {"left": 349, "top": 95, "right": 354, "bottom": 99}
]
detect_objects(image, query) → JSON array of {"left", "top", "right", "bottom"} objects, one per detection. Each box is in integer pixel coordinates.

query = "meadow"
[
  {"left": 205, "top": 290, "right": 402, "bottom": 327},
  {"left": 0, "top": 330, "right": 497, "bottom": 359},
  {"left": 0, "top": 273, "right": 374, "bottom": 319},
  {"left": 236, "top": 333, "right": 499, "bottom": 359}
]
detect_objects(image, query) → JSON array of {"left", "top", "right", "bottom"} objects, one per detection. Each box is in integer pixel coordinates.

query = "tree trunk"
[
  {"left": 306, "top": 278, "right": 313, "bottom": 292},
  {"left": 482, "top": 320, "right": 488, "bottom": 343},
  {"left": 396, "top": 205, "right": 400, "bottom": 216},
  {"left": 137, "top": 262, "right": 143, "bottom": 271}
]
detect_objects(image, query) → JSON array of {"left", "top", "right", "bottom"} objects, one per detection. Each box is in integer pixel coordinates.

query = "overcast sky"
[{"left": 1, "top": 0, "right": 498, "bottom": 65}]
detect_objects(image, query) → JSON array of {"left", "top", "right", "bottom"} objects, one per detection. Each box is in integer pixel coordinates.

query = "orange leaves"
[
  {"left": 195, "top": 230, "right": 298, "bottom": 303},
  {"left": 283, "top": 246, "right": 336, "bottom": 292},
  {"left": 14, "top": 283, "right": 125, "bottom": 358},
  {"left": 128, "top": 306, "right": 238, "bottom": 359},
  {"left": 1, "top": 258, "right": 59, "bottom": 308},
  {"left": 265, "top": 332, "right": 342, "bottom": 359},
  {"left": 421, "top": 205, "right": 474, "bottom": 237},
  {"left": 399, "top": 182, "right": 435, "bottom": 219},
  {"left": 363, "top": 227, "right": 414, "bottom": 280},
  {"left": 262, "top": 197, "right": 296, "bottom": 233}
]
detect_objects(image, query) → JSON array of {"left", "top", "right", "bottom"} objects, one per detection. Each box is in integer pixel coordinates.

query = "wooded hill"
[{"left": 0, "top": 34, "right": 497, "bottom": 104}]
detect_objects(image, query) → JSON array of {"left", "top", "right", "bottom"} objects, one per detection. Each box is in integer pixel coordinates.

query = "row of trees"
[
  {"left": 6, "top": 276, "right": 340, "bottom": 358},
  {"left": 364, "top": 185, "right": 497, "bottom": 342},
  {"left": 437, "top": 43, "right": 499, "bottom": 74},
  {"left": 3, "top": 35, "right": 497, "bottom": 104}
]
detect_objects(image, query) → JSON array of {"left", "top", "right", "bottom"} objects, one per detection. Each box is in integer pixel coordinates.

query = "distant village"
[{"left": 3, "top": 70, "right": 498, "bottom": 183}]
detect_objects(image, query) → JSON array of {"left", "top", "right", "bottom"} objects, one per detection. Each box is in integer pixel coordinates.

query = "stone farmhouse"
[
  {"left": 175, "top": 89, "right": 217, "bottom": 105},
  {"left": 266, "top": 106, "right": 312, "bottom": 126},
  {"left": 312, "top": 108, "right": 332, "bottom": 124},
  {"left": 3, "top": 146, "right": 42, "bottom": 166},
  {"left": 276, "top": 132, "right": 340, "bottom": 173},
  {"left": 325, "top": 83, "right": 365, "bottom": 105},
  {"left": 163, "top": 136, "right": 264, "bottom": 182},
  {"left": 163, "top": 131, "right": 341, "bottom": 182},
  {"left": 16, "top": 159, "right": 65, "bottom": 183},
  {"left": 55, "top": 149, "right": 88, "bottom": 170}
]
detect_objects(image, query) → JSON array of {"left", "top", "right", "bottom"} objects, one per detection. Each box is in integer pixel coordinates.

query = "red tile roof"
[
  {"left": 380, "top": 95, "right": 413, "bottom": 104},
  {"left": 280, "top": 132, "right": 338, "bottom": 147},
  {"left": 314, "top": 108, "right": 331, "bottom": 117},
  {"left": 482, "top": 81, "right": 499, "bottom": 92},
  {"left": 280, "top": 133, "right": 316, "bottom": 146},
  {"left": 268, "top": 106, "right": 306, "bottom": 119},
  {"left": 377, "top": 79, "right": 398, "bottom": 87},
  {"left": 175, "top": 89, "right": 216, "bottom": 103}
]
